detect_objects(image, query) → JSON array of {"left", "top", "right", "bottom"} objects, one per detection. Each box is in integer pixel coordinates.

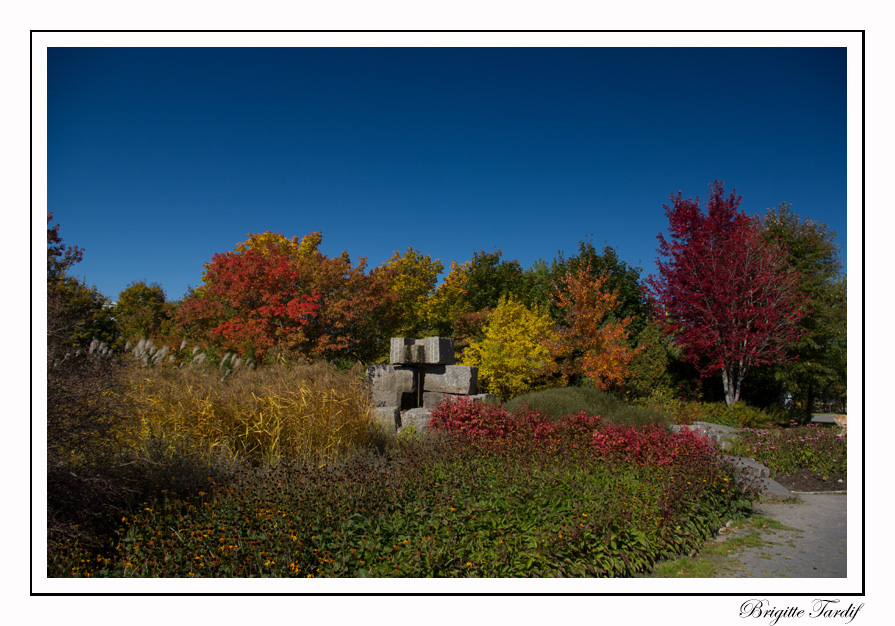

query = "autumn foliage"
[
  {"left": 551, "top": 266, "right": 640, "bottom": 390},
  {"left": 460, "top": 296, "right": 555, "bottom": 399},
  {"left": 176, "top": 231, "right": 398, "bottom": 362},
  {"left": 647, "top": 181, "right": 806, "bottom": 405},
  {"left": 428, "top": 396, "right": 716, "bottom": 465}
]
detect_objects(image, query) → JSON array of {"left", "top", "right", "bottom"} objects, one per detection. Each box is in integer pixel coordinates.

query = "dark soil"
[{"left": 773, "top": 468, "right": 846, "bottom": 492}]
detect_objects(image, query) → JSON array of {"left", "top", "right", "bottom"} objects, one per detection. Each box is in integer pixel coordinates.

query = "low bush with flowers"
[{"left": 729, "top": 422, "right": 846, "bottom": 482}]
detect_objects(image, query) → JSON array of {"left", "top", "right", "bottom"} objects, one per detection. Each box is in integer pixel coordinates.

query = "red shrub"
[
  {"left": 591, "top": 424, "right": 715, "bottom": 466},
  {"left": 429, "top": 398, "right": 602, "bottom": 448},
  {"left": 429, "top": 396, "right": 715, "bottom": 466},
  {"left": 428, "top": 396, "right": 516, "bottom": 441}
]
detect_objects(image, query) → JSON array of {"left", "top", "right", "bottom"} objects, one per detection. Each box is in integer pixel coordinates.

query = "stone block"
[
  {"left": 373, "top": 389, "right": 419, "bottom": 411},
  {"left": 389, "top": 337, "right": 455, "bottom": 365},
  {"left": 366, "top": 364, "right": 418, "bottom": 393},
  {"left": 371, "top": 406, "right": 400, "bottom": 433},
  {"left": 368, "top": 364, "right": 419, "bottom": 409},
  {"left": 400, "top": 408, "right": 432, "bottom": 433},
  {"left": 423, "top": 391, "right": 496, "bottom": 408},
  {"left": 423, "top": 365, "right": 478, "bottom": 395},
  {"left": 468, "top": 393, "right": 498, "bottom": 404},
  {"left": 423, "top": 391, "right": 458, "bottom": 409},
  {"left": 372, "top": 389, "right": 401, "bottom": 408},
  {"left": 422, "top": 336, "right": 455, "bottom": 365},
  {"left": 390, "top": 338, "right": 422, "bottom": 364}
]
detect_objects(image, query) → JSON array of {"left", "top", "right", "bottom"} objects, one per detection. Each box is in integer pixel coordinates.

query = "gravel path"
[{"left": 713, "top": 493, "right": 847, "bottom": 578}]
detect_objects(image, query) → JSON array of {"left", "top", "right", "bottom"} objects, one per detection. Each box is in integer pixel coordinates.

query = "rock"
[
  {"left": 390, "top": 337, "right": 455, "bottom": 365},
  {"left": 423, "top": 365, "right": 478, "bottom": 395},
  {"left": 372, "top": 406, "right": 401, "bottom": 434},
  {"left": 400, "top": 408, "right": 432, "bottom": 433},
  {"left": 367, "top": 364, "right": 419, "bottom": 409}
]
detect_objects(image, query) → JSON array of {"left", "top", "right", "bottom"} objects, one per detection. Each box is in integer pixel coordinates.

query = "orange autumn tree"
[{"left": 551, "top": 266, "right": 640, "bottom": 389}]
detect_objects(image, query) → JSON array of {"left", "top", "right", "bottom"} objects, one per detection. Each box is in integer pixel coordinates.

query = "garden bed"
[
  {"left": 774, "top": 469, "right": 846, "bottom": 492},
  {"left": 48, "top": 370, "right": 845, "bottom": 578}
]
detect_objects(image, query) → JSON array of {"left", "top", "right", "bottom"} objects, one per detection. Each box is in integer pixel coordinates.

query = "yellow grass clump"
[{"left": 124, "top": 361, "right": 374, "bottom": 466}]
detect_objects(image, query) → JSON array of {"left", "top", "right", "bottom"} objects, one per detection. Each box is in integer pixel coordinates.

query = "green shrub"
[
  {"left": 636, "top": 388, "right": 705, "bottom": 425},
  {"left": 635, "top": 390, "right": 774, "bottom": 429},
  {"left": 700, "top": 402, "right": 775, "bottom": 428},
  {"left": 505, "top": 386, "right": 667, "bottom": 428}
]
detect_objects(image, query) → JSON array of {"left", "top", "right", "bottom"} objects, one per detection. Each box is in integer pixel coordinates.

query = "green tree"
[
  {"left": 760, "top": 203, "right": 847, "bottom": 420},
  {"left": 518, "top": 258, "right": 555, "bottom": 311},
  {"left": 464, "top": 249, "right": 525, "bottom": 312},
  {"left": 419, "top": 249, "right": 525, "bottom": 348},
  {"left": 114, "top": 280, "right": 170, "bottom": 345},
  {"left": 47, "top": 213, "right": 116, "bottom": 350},
  {"left": 49, "top": 278, "right": 118, "bottom": 349},
  {"left": 622, "top": 320, "right": 672, "bottom": 400}
]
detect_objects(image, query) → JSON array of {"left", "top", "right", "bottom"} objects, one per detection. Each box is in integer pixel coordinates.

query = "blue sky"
[{"left": 47, "top": 46, "right": 848, "bottom": 302}]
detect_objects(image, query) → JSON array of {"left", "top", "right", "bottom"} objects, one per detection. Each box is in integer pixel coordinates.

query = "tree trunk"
[
  {"left": 722, "top": 362, "right": 748, "bottom": 406},
  {"left": 804, "top": 382, "right": 815, "bottom": 425},
  {"left": 722, "top": 367, "right": 738, "bottom": 406}
]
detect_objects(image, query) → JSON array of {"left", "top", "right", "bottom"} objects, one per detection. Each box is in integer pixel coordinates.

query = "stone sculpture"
[{"left": 367, "top": 337, "right": 494, "bottom": 434}]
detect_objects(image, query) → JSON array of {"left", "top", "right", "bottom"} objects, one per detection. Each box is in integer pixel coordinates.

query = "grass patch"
[
  {"left": 505, "top": 386, "right": 666, "bottom": 428},
  {"left": 641, "top": 515, "right": 799, "bottom": 578}
]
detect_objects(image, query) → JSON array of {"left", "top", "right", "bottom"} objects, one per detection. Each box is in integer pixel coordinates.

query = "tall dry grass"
[{"left": 124, "top": 361, "right": 374, "bottom": 466}]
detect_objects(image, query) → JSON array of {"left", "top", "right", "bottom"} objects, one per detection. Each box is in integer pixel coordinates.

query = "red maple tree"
[{"left": 646, "top": 181, "right": 806, "bottom": 405}]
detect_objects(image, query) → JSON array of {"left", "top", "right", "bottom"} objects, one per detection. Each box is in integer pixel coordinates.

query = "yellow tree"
[
  {"left": 234, "top": 230, "right": 322, "bottom": 257},
  {"left": 381, "top": 247, "right": 444, "bottom": 337},
  {"left": 552, "top": 266, "right": 640, "bottom": 390},
  {"left": 461, "top": 295, "right": 555, "bottom": 400},
  {"left": 418, "top": 260, "right": 474, "bottom": 336}
]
